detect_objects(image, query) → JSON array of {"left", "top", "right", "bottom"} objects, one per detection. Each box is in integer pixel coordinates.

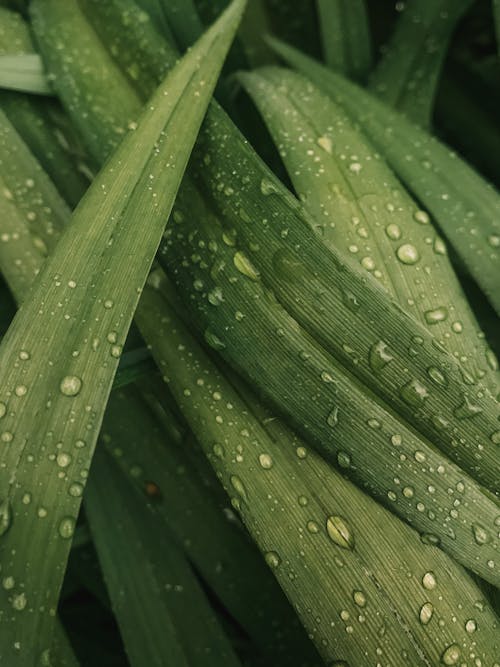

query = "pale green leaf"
[
  {"left": 0, "top": 1, "right": 244, "bottom": 661},
  {"left": 267, "top": 37, "right": 500, "bottom": 317},
  {"left": 238, "top": 66, "right": 499, "bottom": 397},
  {"left": 0, "top": 54, "right": 51, "bottom": 95}
]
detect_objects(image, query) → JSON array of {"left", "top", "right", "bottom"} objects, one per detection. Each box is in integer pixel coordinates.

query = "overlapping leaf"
[{"left": 0, "top": 2, "right": 244, "bottom": 662}]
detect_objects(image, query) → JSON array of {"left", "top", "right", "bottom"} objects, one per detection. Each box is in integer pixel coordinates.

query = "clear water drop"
[
  {"left": 369, "top": 340, "right": 394, "bottom": 373},
  {"left": 326, "top": 515, "right": 355, "bottom": 550},
  {"left": 60, "top": 376, "right": 82, "bottom": 397},
  {"left": 396, "top": 243, "right": 420, "bottom": 265}
]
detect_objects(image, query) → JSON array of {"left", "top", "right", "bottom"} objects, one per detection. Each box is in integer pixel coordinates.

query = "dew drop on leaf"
[
  {"left": 59, "top": 375, "right": 82, "bottom": 397},
  {"left": 326, "top": 515, "right": 355, "bottom": 550}
]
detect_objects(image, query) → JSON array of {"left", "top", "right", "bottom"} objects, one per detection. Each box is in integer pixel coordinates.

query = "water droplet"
[
  {"left": 265, "top": 551, "right": 281, "bottom": 568},
  {"left": 60, "top": 376, "right": 82, "bottom": 397},
  {"left": 424, "top": 307, "right": 448, "bottom": 324},
  {"left": 433, "top": 237, "right": 447, "bottom": 255},
  {"left": 453, "top": 396, "right": 482, "bottom": 419},
  {"left": 400, "top": 379, "right": 429, "bottom": 407},
  {"left": 414, "top": 210, "right": 430, "bottom": 224},
  {"left": 369, "top": 340, "right": 394, "bottom": 373},
  {"left": 490, "top": 431, "right": 500, "bottom": 445},
  {"left": 427, "top": 367, "right": 447, "bottom": 386},
  {"left": 230, "top": 475, "right": 247, "bottom": 501},
  {"left": 258, "top": 453, "right": 273, "bottom": 470},
  {"left": 260, "top": 178, "right": 279, "bottom": 196},
  {"left": 272, "top": 248, "right": 308, "bottom": 282},
  {"left": 396, "top": 243, "right": 420, "bottom": 265},
  {"left": 296, "top": 446, "right": 307, "bottom": 459},
  {"left": 317, "top": 135, "right": 333, "bottom": 154},
  {"left": 419, "top": 602, "right": 433, "bottom": 625},
  {"left": 342, "top": 289, "right": 360, "bottom": 312},
  {"left": 465, "top": 619, "right": 477, "bottom": 633},
  {"left": 472, "top": 523, "right": 490, "bottom": 545},
  {"left": 326, "top": 515, "right": 355, "bottom": 550},
  {"left": 233, "top": 251, "right": 260, "bottom": 280},
  {"left": 402, "top": 486, "right": 414, "bottom": 498},
  {"left": 337, "top": 451, "right": 351, "bottom": 468},
  {"left": 485, "top": 349, "right": 498, "bottom": 371},
  {"left": 212, "top": 443, "right": 225, "bottom": 459},
  {"left": 320, "top": 370, "right": 335, "bottom": 383},
  {"left": 68, "top": 483, "right": 83, "bottom": 497},
  {"left": 327, "top": 407, "right": 339, "bottom": 428},
  {"left": 421, "top": 533, "right": 440, "bottom": 546},
  {"left": 56, "top": 452, "right": 72, "bottom": 468},
  {"left": 353, "top": 590, "right": 366, "bottom": 607},
  {"left": 0, "top": 402, "right": 6, "bottom": 418},
  {"left": 422, "top": 571, "right": 437, "bottom": 590},
  {"left": 204, "top": 329, "right": 226, "bottom": 350},
  {"left": 208, "top": 287, "right": 223, "bottom": 306},
  {"left": 14, "top": 385, "right": 27, "bottom": 397},
  {"left": 349, "top": 162, "right": 362, "bottom": 173},
  {"left": 58, "top": 516, "right": 75, "bottom": 539},
  {"left": 11, "top": 592, "right": 27, "bottom": 611},
  {"left": 306, "top": 520, "right": 319, "bottom": 533},
  {"left": 0, "top": 499, "right": 12, "bottom": 536},
  {"left": 440, "top": 644, "right": 460, "bottom": 665},
  {"left": 488, "top": 234, "right": 500, "bottom": 247},
  {"left": 385, "top": 223, "right": 401, "bottom": 240}
]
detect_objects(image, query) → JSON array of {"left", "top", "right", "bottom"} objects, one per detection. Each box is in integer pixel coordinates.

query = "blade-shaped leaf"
[
  {"left": 32, "top": 0, "right": 500, "bottom": 574},
  {"left": 368, "top": 0, "right": 474, "bottom": 127},
  {"left": 267, "top": 37, "right": 500, "bottom": 316},
  {"left": 100, "top": 384, "right": 319, "bottom": 664},
  {"left": 0, "top": 1, "right": 244, "bottom": 661},
  {"left": 158, "top": 174, "right": 500, "bottom": 586},
  {"left": 238, "top": 66, "right": 499, "bottom": 396},
  {"left": 134, "top": 269, "right": 500, "bottom": 666},
  {"left": 86, "top": 446, "right": 242, "bottom": 667},
  {"left": 0, "top": 7, "right": 89, "bottom": 207},
  {"left": 316, "top": 0, "right": 372, "bottom": 81},
  {"left": 0, "top": 54, "right": 51, "bottom": 95}
]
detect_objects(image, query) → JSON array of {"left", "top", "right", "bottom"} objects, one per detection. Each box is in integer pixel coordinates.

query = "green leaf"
[
  {"left": 0, "top": 1, "right": 244, "bottom": 661},
  {"left": 266, "top": 36, "right": 500, "bottom": 317},
  {"left": 34, "top": 0, "right": 500, "bottom": 573},
  {"left": 316, "top": 0, "right": 372, "bottom": 81},
  {"left": 85, "top": 446, "right": 242, "bottom": 667},
  {"left": 134, "top": 269, "right": 500, "bottom": 666},
  {"left": 238, "top": 66, "right": 499, "bottom": 396},
  {"left": 158, "top": 170, "right": 500, "bottom": 587},
  {"left": 368, "top": 0, "right": 475, "bottom": 127},
  {"left": 0, "top": 54, "right": 52, "bottom": 95},
  {"left": 100, "top": 383, "right": 318, "bottom": 664}
]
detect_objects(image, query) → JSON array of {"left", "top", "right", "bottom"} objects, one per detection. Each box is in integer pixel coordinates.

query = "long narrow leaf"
[
  {"left": 0, "top": 2, "right": 244, "bottom": 662},
  {"left": 86, "top": 447, "right": 242, "bottom": 667},
  {"left": 99, "top": 384, "right": 318, "bottom": 664},
  {"left": 368, "top": 0, "right": 474, "bottom": 127},
  {"left": 33, "top": 0, "right": 500, "bottom": 575},
  {"left": 134, "top": 270, "right": 500, "bottom": 666},
  {"left": 267, "top": 37, "right": 500, "bottom": 316},
  {"left": 2, "top": 9, "right": 315, "bottom": 658},
  {"left": 0, "top": 8, "right": 89, "bottom": 207},
  {"left": 0, "top": 54, "right": 51, "bottom": 95},
  {"left": 158, "top": 175, "right": 500, "bottom": 586},
  {"left": 316, "top": 0, "right": 372, "bottom": 81},
  {"left": 238, "top": 66, "right": 500, "bottom": 396}
]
